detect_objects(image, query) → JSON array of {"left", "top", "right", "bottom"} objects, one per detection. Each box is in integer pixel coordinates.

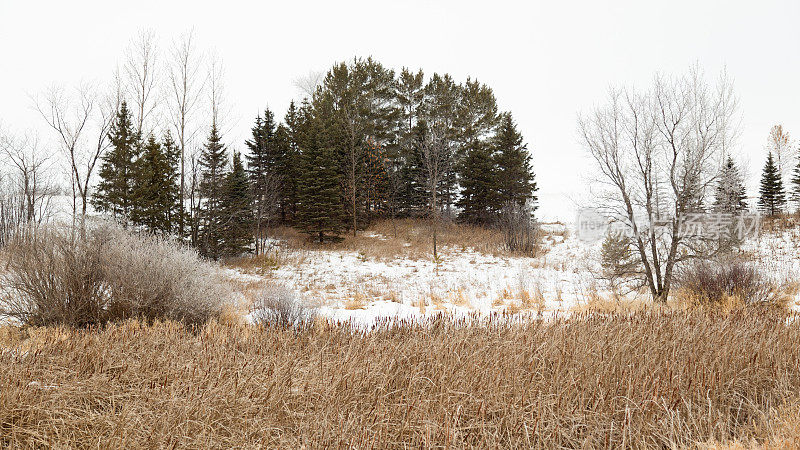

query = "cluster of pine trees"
[
  {"left": 93, "top": 58, "right": 538, "bottom": 259},
  {"left": 249, "top": 59, "right": 537, "bottom": 245}
]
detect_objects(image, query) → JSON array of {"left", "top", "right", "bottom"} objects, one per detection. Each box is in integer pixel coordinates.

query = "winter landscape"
[{"left": 2, "top": 1, "right": 800, "bottom": 448}]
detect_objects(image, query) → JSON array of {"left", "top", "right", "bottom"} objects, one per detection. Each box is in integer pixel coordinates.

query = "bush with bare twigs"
[
  {"left": 0, "top": 223, "right": 229, "bottom": 327},
  {"left": 675, "top": 259, "right": 784, "bottom": 308},
  {"left": 498, "top": 202, "right": 540, "bottom": 256},
  {"left": 249, "top": 284, "right": 316, "bottom": 328}
]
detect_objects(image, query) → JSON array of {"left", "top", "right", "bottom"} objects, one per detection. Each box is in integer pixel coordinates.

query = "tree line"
[{"left": 88, "top": 56, "right": 538, "bottom": 259}]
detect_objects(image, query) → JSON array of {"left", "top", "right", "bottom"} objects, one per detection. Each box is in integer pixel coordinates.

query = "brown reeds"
[{"left": 2, "top": 310, "right": 799, "bottom": 448}]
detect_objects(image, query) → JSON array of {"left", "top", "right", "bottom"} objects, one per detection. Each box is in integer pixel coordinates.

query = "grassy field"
[{"left": 2, "top": 310, "right": 800, "bottom": 448}]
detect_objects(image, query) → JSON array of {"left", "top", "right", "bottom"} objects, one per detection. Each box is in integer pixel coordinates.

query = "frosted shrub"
[
  {"left": 0, "top": 223, "right": 229, "bottom": 327},
  {"left": 250, "top": 285, "right": 316, "bottom": 328}
]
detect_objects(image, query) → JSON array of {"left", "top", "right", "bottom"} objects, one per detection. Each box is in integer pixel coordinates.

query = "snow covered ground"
[
  {"left": 228, "top": 224, "right": 614, "bottom": 326},
  {"left": 227, "top": 222, "right": 800, "bottom": 326}
]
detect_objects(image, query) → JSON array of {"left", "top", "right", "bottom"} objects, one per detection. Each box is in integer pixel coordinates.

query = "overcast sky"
[{"left": 2, "top": 0, "right": 799, "bottom": 220}]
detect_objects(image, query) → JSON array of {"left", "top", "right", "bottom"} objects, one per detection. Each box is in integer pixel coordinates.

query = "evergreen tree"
[
  {"left": 457, "top": 142, "right": 498, "bottom": 224},
  {"left": 713, "top": 156, "right": 748, "bottom": 213},
  {"left": 792, "top": 156, "right": 800, "bottom": 212},
  {"left": 131, "top": 133, "right": 181, "bottom": 233},
  {"left": 245, "top": 109, "right": 281, "bottom": 252},
  {"left": 93, "top": 101, "right": 140, "bottom": 225},
  {"left": 397, "top": 125, "right": 429, "bottom": 216},
  {"left": 758, "top": 152, "right": 786, "bottom": 216},
  {"left": 221, "top": 151, "right": 254, "bottom": 257},
  {"left": 279, "top": 102, "right": 303, "bottom": 222},
  {"left": 395, "top": 69, "right": 427, "bottom": 217},
  {"left": 422, "top": 73, "right": 460, "bottom": 215},
  {"left": 493, "top": 114, "right": 537, "bottom": 211},
  {"left": 295, "top": 107, "right": 343, "bottom": 243},
  {"left": 198, "top": 124, "right": 229, "bottom": 260}
]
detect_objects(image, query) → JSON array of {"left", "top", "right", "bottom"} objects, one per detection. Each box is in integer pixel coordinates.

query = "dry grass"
[
  {"left": 343, "top": 291, "right": 368, "bottom": 310},
  {"left": 333, "top": 219, "right": 509, "bottom": 260},
  {"left": 2, "top": 311, "right": 800, "bottom": 448},
  {"left": 269, "top": 219, "right": 545, "bottom": 260}
]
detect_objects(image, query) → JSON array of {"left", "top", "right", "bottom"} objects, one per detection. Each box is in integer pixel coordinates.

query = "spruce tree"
[
  {"left": 493, "top": 114, "right": 537, "bottom": 211},
  {"left": 295, "top": 108, "right": 343, "bottom": 243},
  {"left": 245, "top": 110, "right": 280, "bottom": 253},
  {"left": 457, "top": 142, "right": 498, "bottom": 224},
  {"left": 713, "top": 156, "right": 748, "bottom": 213},
  {"left": 198, "top": 124, "right": 229, "bottom": 260},
  {"left": 93, "top": 101, "right": 140, "bottom": 225},
  {"left": 758, "top": 152, "right": 786, "bottom": 216},
  {"left": 221, "top": 151, "right": 254, "bottom": 257},
  {"left": 280, "top": 102, "right": 303, "bottom": 222},
  {"left": 792, "top": 156, "right": 800, "bottom": 212},
  {"left": 131, "top": 133, "right": 181, "bottom": 233}
]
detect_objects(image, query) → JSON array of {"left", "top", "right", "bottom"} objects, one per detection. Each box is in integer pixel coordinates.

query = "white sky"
[{"left": 1, "top": 0, "right": 799, "bottom": 220}]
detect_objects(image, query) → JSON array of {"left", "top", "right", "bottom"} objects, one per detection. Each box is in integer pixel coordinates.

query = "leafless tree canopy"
[
  {"left": 0, "top": 128, "right": 57, "bottom": 246},
  {"left": 124, "top": 29, "right": 159, "bottom": 134},
  {"left": 33, "top": 84, "right": 114, "bottom": 226},
  {"left": 167, "top": 30, "right": 206, "bottom": 236},
  {"left": 579, "top": 67, "right": 739, "bottom": 301},
  {"left": 294, "top": 70, "right": 324, "bottom": 98},
  {"left": 766, "top": 124, "right": 795, "bottom": 181}
]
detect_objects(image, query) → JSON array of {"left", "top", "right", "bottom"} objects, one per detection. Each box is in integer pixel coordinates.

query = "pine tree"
[
  {"left": 295, "top": 107, "right": 343, "bottom": 243},
  {"left": 792, "top": 156, "right": 800, "bottom": 212},
  {"left": 493, "top": 114, "right": 537, "bottom": 211},
  {"left": 93, "top": 101, "right": 140, "bottom": 225},
  {"left": 245, "top": 109, "right": 281, "bottom": 253},
  {"left": 457, "top": 142, "right": 498, "bottom": 224},
  {"left": 221, "top": 151, "right": 254, "bottom": 257},
  {"left": 713, "top": 156, "right": 748, "bottom": 213},
  {"left": 130, "top": 133, "right": 181, "bottom": 233},
  {"left": 758, "top": 152, "right": 786, "bottom": 216},
  {"left": 280, "top": 102, "right": 303, "bottom": 222},
  {"left": 198, "top": 124, "right": 229, "bottom": 260}
]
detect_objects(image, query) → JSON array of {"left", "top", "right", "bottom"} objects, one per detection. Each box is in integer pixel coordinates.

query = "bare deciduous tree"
[
  {"left": 34, "top": 84, "right": 114, "bottom": 230},
  {"left": 125, "top": 29, "right": 159, "bottom": 134},
  {"left": 294, "top": 70, "right": 324, "bottom": 98},
  {"left": 207, "top": 51, "right": 229, "bottom": 131},
  {"left": 167, "top": 30, "right": 206, "bottom": 237},
  {"left": 0, "top": 128, "right": 57, "bottom": 246},
  {"left": 420, "top": 125, "right": 453, "bottom": 259},
  {"left": 767, "top": 124, "right": 794, "bottom": 181},
  {"left": 579, "top": 67, "right": 738, "bottom": 302},
  {"left": 2, "top": 133, "right": 57, "bottom": 225}
]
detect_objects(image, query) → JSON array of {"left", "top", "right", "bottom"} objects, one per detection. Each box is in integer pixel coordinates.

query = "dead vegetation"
[
  {"left": 0, "top": 224, "right": 229, "bottom": 328},
  {"left": 254, "top": 219, "right": 545, "bottom": 262},
  {"left": 1, "top": 311, "right": 800, "bottom": 448}
]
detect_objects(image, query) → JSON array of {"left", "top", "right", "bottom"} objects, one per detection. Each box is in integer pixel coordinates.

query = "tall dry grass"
[{"left": 2, "top": 310, "right": 799, "bottom": 448}]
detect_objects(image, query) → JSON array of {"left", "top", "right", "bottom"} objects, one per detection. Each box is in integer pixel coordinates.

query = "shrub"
[
  {"left": 675, "top": 259, "right": 781, "bottom": 308},
  {"left": 0, "top": 223, "right": 229, "bottom": 327},
  {"left": 498, "top": 202, "right": 539, "bottom": 256},
  {"left": 249, "top": 284, "right": 315, "bottom": 328}
]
